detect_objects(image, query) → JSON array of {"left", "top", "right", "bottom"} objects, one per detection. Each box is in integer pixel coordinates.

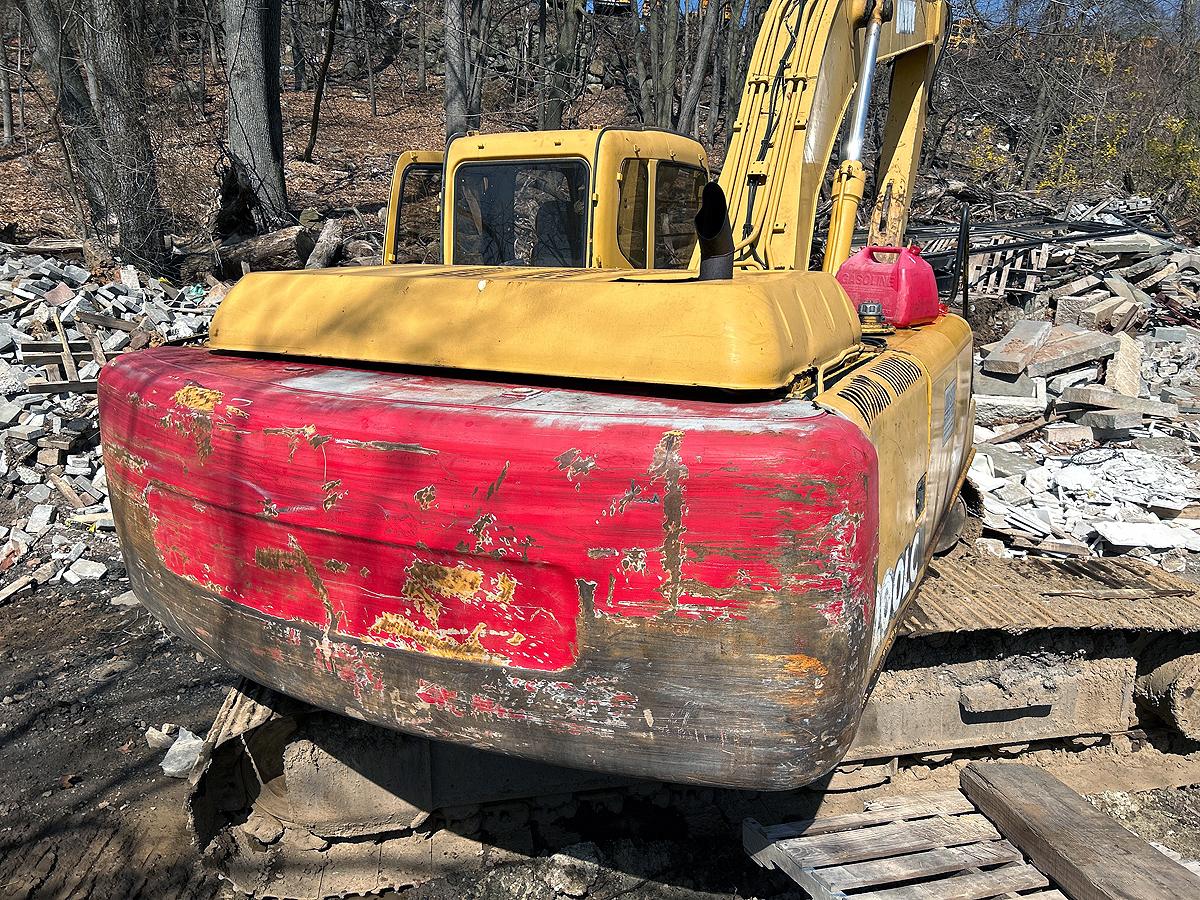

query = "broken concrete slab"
[
  {"left": 1059, "top": 386, "right": 1178, "bottom": 417},
  {"left": 1075, "top": 408, "right": 1144, "bottom": 430},
  {"left": 1044, "top": 423, "right": 1095, "bottom": 444},
  {"left": 1046, "top": 366, "right": 1100, "bottom": 395},
  {"left": 1026, "top": 328, "right": 1121, "bottom": 377},
  {"left": 1092, "top": 520, "right": 1200, "bottom": 552},
  {"left": 974, "top": 444, "right": 1039, "bottom": 478},
  {"left": 974, "top": 393, "right": 1048, "bottom": 427},
  {"left": 974, "top": 367, "right": 1041, "bottom": 398},
  {"left": 981, "top": 320, "right": 1053, "bottom": 376},
  {"left": 1078, "top": 297, "right": 1125, "bottom": 330},
  {"left": 1103, "top": 332, "right": 1142, "bottom": 397}
]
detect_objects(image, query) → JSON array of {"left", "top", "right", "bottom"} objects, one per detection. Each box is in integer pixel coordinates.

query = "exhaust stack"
[{"left": 695, "top": 182, "right": 734, "bottom": 281}]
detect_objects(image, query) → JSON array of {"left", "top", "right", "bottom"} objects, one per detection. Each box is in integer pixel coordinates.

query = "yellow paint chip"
[{"left": 173, "top": 384, "right": 223, "bottom": 413}]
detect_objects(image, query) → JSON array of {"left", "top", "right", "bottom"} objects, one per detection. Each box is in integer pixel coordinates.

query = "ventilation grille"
[
  {"left": 834, "top": 357, "right": 925, "bottom": 424},
  {"left": 837, "top": 375, "right": 893, "bottom": 423},
  {"left": 871, "top": 357, "right": 924, "bottom": 394}
]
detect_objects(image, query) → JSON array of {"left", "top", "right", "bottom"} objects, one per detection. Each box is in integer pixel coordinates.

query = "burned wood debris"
[
  {"left": 952, "top": 197, "right": 1200, "bottom": 568},
  {"left": 0, "top": 249, "right": 223, "bottom": 602}
]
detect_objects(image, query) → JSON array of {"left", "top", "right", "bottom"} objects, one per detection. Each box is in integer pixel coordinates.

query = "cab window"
[
  {"left": 393, "top": 163, "right": 442, "bottom": 264},
  {"left": 653, "top": 163, "right": 707, "bottom": 268},
  {"left": 453, "top": 160, "right": 589, "bottom": 267},
  {"left": 616, "top": 158, "right": 648, "bottom": 267}
]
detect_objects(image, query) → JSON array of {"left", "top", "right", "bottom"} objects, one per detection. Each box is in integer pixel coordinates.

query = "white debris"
[{"left": 159, "top": 727, "right": 205, "bottom": 778}]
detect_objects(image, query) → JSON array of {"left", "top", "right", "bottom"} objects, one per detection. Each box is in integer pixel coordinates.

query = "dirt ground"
[{"left": 4, "top": 541, "right": 1200, "bottom": 898}]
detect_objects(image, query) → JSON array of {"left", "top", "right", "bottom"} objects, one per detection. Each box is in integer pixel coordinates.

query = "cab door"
[{"left": 385, "top": 150, "right": 444, "bottom": 264}]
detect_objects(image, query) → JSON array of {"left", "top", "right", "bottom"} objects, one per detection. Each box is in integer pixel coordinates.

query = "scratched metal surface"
[
  {"left": 99, "top": 348, "right": 880, "bottom": 790},
  {"left": 903, "top": 553, "right": 1200, "bottom": 636}
]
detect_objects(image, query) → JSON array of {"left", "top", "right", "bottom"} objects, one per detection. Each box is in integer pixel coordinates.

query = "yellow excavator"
[{"left": 97, "top": 0, "right": 1200, "bottom": 894}]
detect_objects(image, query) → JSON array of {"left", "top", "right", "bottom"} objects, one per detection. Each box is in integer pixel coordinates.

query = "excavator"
[{"left": 98, "top": 0, "right": 1200, "bottom": 895}]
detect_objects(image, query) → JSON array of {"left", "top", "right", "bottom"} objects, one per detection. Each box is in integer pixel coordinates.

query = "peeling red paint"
[{"left": 99, "top": 348, "right": 884, "bottom": 788}]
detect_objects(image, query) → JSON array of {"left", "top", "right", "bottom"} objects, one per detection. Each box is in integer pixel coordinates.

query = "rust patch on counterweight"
[
  {"left": 340, "top": 438, "right": 438, "bottom": 455},
  {"left": 264, "top": 425, "right": 332, "bottom": 461},
  {"left": 555, "top": 448, "right": 596, "bottom": 487},
  {"left": 368, "top": 616, "right": 501, "bottom": 663},
  {"left": 648, "top": 431, "right": 688, "bottom": 607},
  {"left": 254, "top": 535, "right": 343, "bottom": 638},
  {"left": 401, "top": 560, "right": 517, "bottom": 610},
  {"left": 414, "top": 485, "right": 437, "bottom": 510}
]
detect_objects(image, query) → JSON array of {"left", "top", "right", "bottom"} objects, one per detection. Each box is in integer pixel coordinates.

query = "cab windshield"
[{"left": 453, "top": 160, "right": 589, "bottom": 267}]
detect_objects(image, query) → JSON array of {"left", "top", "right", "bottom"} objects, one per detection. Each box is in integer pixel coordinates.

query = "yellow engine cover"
[{"left": 209, "top": 266, "right": 863, "bottom": 391}]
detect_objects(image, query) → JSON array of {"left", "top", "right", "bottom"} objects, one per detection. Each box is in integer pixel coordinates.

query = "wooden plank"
[
  {"left": 982, "top": 320, "right": 1053, "bottom": 376},
  {"left": 51, "top": 311, "right": 79, "bottom": 383},
  {"left": 757, "top": 791, "right": 974, "bottom": 841},
  {"left": 77, "top": 320, "right": 108, "bottom": 366},
  {"left": 19, "top": 340, "right": 93, "bottom": 353},
  {"left": 48, "top": 473, "right": 85, "bottom": 510},
  {"left": 983, "top": 413, "right": 1063, "bottom": 445},
  {"left": 75, "top": 309, "right": 138, "bottom": 332},
  {"left": 961, "top": 763, "right": 1200, "bottom": 900},
  {"left": 19, "top": 352, "right": 107, "bottom": 366},
  {"left": 22, "top": 380, "right": 98, "bottom": 394},
  {"left": 851, "top": 862, "right": 1048, "bottom": 900},
  {"left": 776, "top": 814, "right": 1000, "bottom": 868},
  {"left": 820, "top": 839, "right": 1023, "bottom": 890}
]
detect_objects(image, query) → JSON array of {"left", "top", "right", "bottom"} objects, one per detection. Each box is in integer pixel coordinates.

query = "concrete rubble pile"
[
  {"left": 967, "top": 199, "right": 1200, "bottom": 569},
  {"left": 0, "top": 248, "right": 221, "bottom": 602}
]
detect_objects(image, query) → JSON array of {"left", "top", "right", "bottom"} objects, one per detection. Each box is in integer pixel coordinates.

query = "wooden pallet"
[{"left": 744, "top": 789, "right": 1065, "bottom": 900}]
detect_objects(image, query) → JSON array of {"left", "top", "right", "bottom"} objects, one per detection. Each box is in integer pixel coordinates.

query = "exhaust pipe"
[{"left": 695, "top": 181, "right": 734, "bottom": 281}]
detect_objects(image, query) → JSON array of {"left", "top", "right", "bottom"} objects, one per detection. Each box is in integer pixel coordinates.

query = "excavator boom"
[{"left": 720, "top": 0, "right": 947, "bottom": 271}]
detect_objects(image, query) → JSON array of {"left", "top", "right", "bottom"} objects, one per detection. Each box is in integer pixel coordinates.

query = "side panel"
[
  {"left": 819, "top": 315, "right": 973, "bottom": 668},
  {"left": 100, "top": 348, "right": 880, "bottom": 789}
]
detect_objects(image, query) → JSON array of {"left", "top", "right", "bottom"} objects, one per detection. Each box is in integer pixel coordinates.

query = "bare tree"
[
  {"left": 542, "top": 0, "right": 584, "bottom": 129},
  {"left": 678, "top": 0, "right": 723, "bottom": 134},
  {"left": 303, "top": 0, "right": 339, "bottom": 161},
  {"left": 21, "top": 0, "right": 167, "bottom": 266},
  {"left": 0, "top": 26, "right": 13, "bottom": 145},
  {"left": 222, "top": 0, "right": 288, "bottom": 231},
  {"left": 445, "top": 0, "right": 483, "bottom": 136}
]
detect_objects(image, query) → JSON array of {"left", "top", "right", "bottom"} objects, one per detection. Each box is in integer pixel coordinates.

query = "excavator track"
[{"left": 189, "top": 549, "right": 1200, "bottom": 899}]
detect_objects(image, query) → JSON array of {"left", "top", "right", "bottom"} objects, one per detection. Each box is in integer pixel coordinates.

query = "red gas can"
[{"left": 835, "top": 245, "right": 944, "bottom": 328}]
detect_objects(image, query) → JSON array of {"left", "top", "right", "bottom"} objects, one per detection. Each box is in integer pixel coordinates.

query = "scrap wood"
[
  {"left": 961, "top": 763, "right": 1200, "bottom": 900},
  {"left": 984, "top": 413, "right": 1063, "bottom": 444}
]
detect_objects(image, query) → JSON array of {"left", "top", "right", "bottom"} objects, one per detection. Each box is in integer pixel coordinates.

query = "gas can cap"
[{"left": 858, "top": 301, "right": 884, "bottom": 320}]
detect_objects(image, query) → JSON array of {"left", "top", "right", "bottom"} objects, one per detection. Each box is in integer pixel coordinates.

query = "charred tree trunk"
[
  {"left": 22, "top": 0, "right": 110, "bottom": 230},
  {"left": 359, "top": 0, "right": 376, "bottom": 115},
  {"left": 629, "top": 0, "right": 649, "bottom": 122},
  {"left": 656, "top": 0, "right": 678, "bottom": 127},
  {"left": 221, "top": 0, "right": 288, "bottom": 230},
  {"left": 303, "top": 0, "right": 339, "bottom": 160}
]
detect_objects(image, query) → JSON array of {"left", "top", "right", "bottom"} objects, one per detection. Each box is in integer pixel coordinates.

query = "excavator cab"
[{"left": 383, "top": 129, "right": 709, "bottom": 269}]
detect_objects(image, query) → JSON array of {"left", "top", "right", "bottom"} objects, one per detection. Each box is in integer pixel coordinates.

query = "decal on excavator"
[{"left": 872, "top": 526, "right": 925, "bottom": 658}]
